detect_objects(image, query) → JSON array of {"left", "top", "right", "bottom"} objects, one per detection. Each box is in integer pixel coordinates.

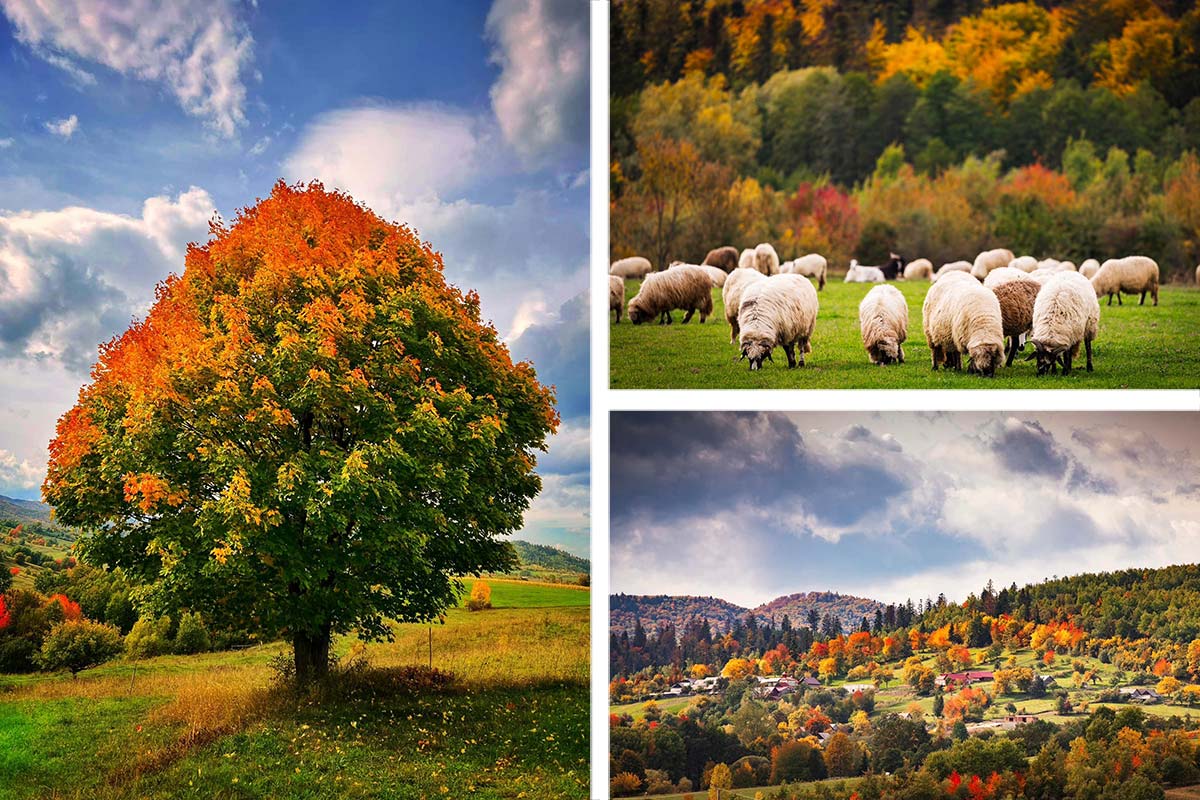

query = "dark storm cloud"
[
  {"left": 989, "top": 419, "right": 1070, "bottom": 476},
  {"left": 507, "top": 291, "right": 588, "bottom": 422}
]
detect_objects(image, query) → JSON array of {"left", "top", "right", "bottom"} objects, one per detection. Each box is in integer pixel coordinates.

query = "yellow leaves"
[
  {"left": 341, "top": 451, "right": 369, "bottom": 481},
  {"left": 307, "top": 368, "right": 330, "bottom": 387},
  {"left": 123, "top": 473, "right": 185, "bottom": 513}
]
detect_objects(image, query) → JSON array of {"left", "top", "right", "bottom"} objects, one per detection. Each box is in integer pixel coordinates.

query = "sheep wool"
[
  {"left": 737, "top": 274, "right": 819, "bottom": 370},
  {"left": 1008, "top": 255, "right": 1038, "bottom": 272},
  {"left": 983, "top": 267, "right": 1030, "bottom": 289},
  {"left": 670, "top": 261, "right": 728, "bottom": 288},
  {"left": 722, "top": 267, "right": 768, "bottom": 342},
  {"left": 610, "top": 256, "right": 652, "bottom": 279},
  {"left": 971, "top": 248, "right": 1015, "bottom": 280},
  {"left": 934, "top": 261, "right": 973, "bottom": 281},
  {"left": 923, "top": 272, "right": 1003, "bottom": 376},
  {"left": 627, "top": 265, "right": 714, "bottom": 325},
  {"left": 992, "top": 278, "right": 1041, "bottom": 366},
  {"left": 703, "top": 246, "right": 740, "bottom": 273},
  {"left": 1029, "top": 271, "right": 1100, "bottom": 375},
  {"left": 738, "top": 248, "right": 757, "bottom": 270},
  {"left": 858, "top": 284, "right": 908, "bottom": 365},
  {"left": 903, "top": 258, "right": 934, "bottom": 281},
  {"left": 754, "top": 242, "right": 781, "bottom": 275},
  {"left": 1091, "top": 256, "right": 1159, "bottom": 306},
  {"left": 845, "top": 260, "right": 885, "bottom": 283},
  {"left": 782, "top": 253, "right": 828, "bottom": 290},
  {"left": 609, "top": 275, "right": 625, "bottom": 323},
  {"left": 1079, "top": 259, "right": 1100, "bottom": 279}
]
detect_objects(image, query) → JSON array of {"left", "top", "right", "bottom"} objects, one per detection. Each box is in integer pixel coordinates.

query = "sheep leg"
[
  {"left": 1153, "top": 285, "right": 1158, "bottom": 306},
  {"left": 898, "top": 345, "right": 905, "bottom": 364},
  {"left": 1117, "top": 292, "right": 1122, "bottom": 306},
  {"left": 1107, "top": 293, "right": 1113, "bottom": 306},
  {"left": 784, "top": 343, "right": 797, "bottom": 369},
  {"left": 930, "top": 345, "right": 941, "bottom": 370},
  {"left": 796, "top": 339, "right": 807, "bottom": 366},
  {"left": 1005, "top": 336, "right": 1018, "bottom": 367},
  {"left": 1085, "top": 338, "right": 1093, "bottom": 372},
  {"left": 1139, "top": 290, "right": 1145, "bottom": 306},
  {"left": 1062, "top": 349, "right": 1073, "bottom": 376},
  {"left": 681, "top": 308, "right": 695, "bottom": 324}
]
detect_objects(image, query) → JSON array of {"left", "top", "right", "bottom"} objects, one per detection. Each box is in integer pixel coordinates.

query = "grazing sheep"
[
  {"left": 703, "top": 246, "right": 740, "bottom": 273},
  {"left": 881, "top": 252, "right": 906, "bottom": 280},
  {"left": 971, "top": 248, "right": 1015, "bottom": 280},
  {"left": 1079, "top": 258, "right": 1100, "bottom": 279},
  {"left": 992, "top": 278, "right": 1041, "bottom": 367},
  {"left": 983, "top": 267, "right": 1029, "bottom": 289},
  {"left": 1028, "top": 271, "right": 1100, "bottom": 375},
  {"left": 845, "top": 260, "right": 886, "bottom": 282},
  {"left": 1037, "top": 258, "right": 1063, "bottom": 271},
  {"left": 858, "top": 284, "right": 908, "bottom": 365},
  {"left": 669, "top": 261, "right": 728, "bottom": 287},
  {"left": 1027, "top": 268, "right": 1060, "bottom": 286},
  {"left": 1008, "top": 255, "right": 1038, "bottom": 272},
  {"left": 722, "top": 267, "right": 768, "bottom": 343},
  {"left": 1091, "top": 256, "right": 1159, "bottom": 306},
  {"left": 934, "top": 261, "right": 973, "bottom": 281},
  {"left": 922, "top": 272, "right": 1004, "bottom": 376},
  {"left": 1059, "top": 260, "right": 1077, "bottom": 272},
  {"left": 755, "top": 242, "right": 781, "bottom": 275},
  {"left": 781, "top": 253, "right": 828, "bottom": 290},
  {"left": 903, "top": 258, "right": 934, "bottom": 281},
  {"left": 610, "top": 256, "right": 652, "bottom": 279},
  {"left": 737, "top": 274, "right": 819, "bottom": 370},
  {"left": 627, "top": 265, "right": 713, "bottom": 325},
  {"left": 738, "top": 248, "right": 757, "bottom": 270},
  {"left": 609, "top": 275, "right": 625, "bottom": 323}
]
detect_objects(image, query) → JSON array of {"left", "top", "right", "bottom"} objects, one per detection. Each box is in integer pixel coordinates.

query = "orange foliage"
[{"left": 48, "top": 594, "right": 82, "bottom": 621}]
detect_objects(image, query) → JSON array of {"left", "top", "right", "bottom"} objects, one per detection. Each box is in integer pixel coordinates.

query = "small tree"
[
  {"left": 174, "top": 612, "right": 211, "bottom": 654},
  {"left": 125, "top": 616, "right": 173, "bottom": 659},
  {"left": 707, "top": 762, "right": 732, "bottom": 799},
  {"left": 466, "top": 580, "right": 492, "bottom": 612},
  {"left": 37, "top": 619, "right": 122, "bottom": 677}
]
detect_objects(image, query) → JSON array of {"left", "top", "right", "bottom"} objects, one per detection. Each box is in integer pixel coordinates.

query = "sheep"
[
  {"left": 754, "top": 242, "right": 781, "bottom": 275},
  {"left": 703, "top": 246, "right": 740, "bottom": 273},
  {"left": 881, "top": 252, "right": 906, "bottom": 280},
  {"left": 609, "top": 275, "right": 625, "bottom": 323},
  {"left": 1079, "top": 259, "right": 1100, "bottom": 279},
  {"left": 971, "top": 248, "right": 1015, "bottom": 280},
  {"left": 982, "top": 266, "right": 1030, "bottom": 289},
  {"left": 1196, "top": 264, "right": 1200, "bottom": 287},
  {"left": 858, "top": 284, "right": 908, "bottom": 365},
  {"left": 737, "top": 274, "right": 819, "bottom": 370},
  {"left": 1027, "top": 268, "right": 1060, "bottom": 286},
  {"left": 669, "top": 261, "right": 728, "bottom": 288},
  {"left": 1091, "top": 256, "right": 1159, "bottom": 306},
  {"left": 1027, "top": 271, "right": 1099, "bottom": 375},
  {"left": 992, "top": 278, "right": 1041, "bottom": 367},
  {"left": 610, "top": 256, "right": 652, "bottom": 279},
  {"left": 922, "top": 271, "right": 1004, "bottom": 376},
  {"left": 738, "top": 248, "right": 757, "bottom": 270},
  {"left": 903, "top": 258, "right": 934, "bottom": 281},
  {"left": 845, "top": 260, "right": 886, "bottom": 282},
  {"left": 626, "top": 265, "right": 714, "bottom": 325},
  {"left": 781, "top": 253, "right": 828, "bottom": 290},
  {"left": 1037, "top": 258, "right": 1063, "bottom": 271},
  {"left": 1008, "top": 255, "right": 1038, "bottom": 272},
  {"left": 1059, "top": 260, "right": 1077, "bottom": 272},
  {"left": 934, "top": 260, "right": 973, "bottom": 281},
  {"left": 721, "top": 267, "right": 768, "bottom": 343}
]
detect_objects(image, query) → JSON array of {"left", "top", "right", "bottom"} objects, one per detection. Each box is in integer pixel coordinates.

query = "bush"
[
  {"left": 37, "top": 619, "right": 123, "bottom": 676},
  {"left": 610, "top": 772, "right": 643, "bottom": 797},
  {"left": 466, "top": 580, "right": 492, "bottom": 612},
  {"left": 125, "top": 616, "right": 173, "bottom": 659},
  {"left": 174, "top": 612, "right": 211, "bottom": 655}
]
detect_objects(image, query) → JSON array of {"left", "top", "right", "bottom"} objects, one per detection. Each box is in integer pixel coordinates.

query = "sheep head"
[
  {"left": 739, "top": 335, "right": 775, "bottom": 371},
  {"left": 627, "top": 298, "right": 650, "bottom": 325},
  {"left": 874, "top": 339, "right": 900, "bottom": 365},
  {"left": 1026, "top": 341, "right": 1065, "bottom": 375},
  {"left": 968, "top": 342, "right": 1003, "bottom": 377}
]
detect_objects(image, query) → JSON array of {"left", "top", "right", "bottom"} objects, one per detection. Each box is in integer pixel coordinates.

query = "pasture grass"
[
  {"left": 610, "top": 278, "right": 1200, "bottom": 389},
  {"left": 0, "top": 581, "right": 589, "bottom": 799}
]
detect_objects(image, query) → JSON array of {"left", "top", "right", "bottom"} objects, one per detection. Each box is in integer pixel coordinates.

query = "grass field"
[
  {"left": 610, "top": 277, "right": 1200, "bottom": 389},
  {"left": 0, "top": 580, "right": 589, "bottom": 800}
]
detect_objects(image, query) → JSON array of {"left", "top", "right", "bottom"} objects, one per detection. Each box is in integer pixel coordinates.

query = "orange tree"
[{"left": 43, "top": 181, "right": 558, "bottom": 683}]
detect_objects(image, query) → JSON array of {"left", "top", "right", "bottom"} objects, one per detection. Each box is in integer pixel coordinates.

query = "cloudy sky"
[
  {"left": 0, "top": 0, "right": 589, "bottom": 555},
  {"left": 611, "top": 411, "right": 1200, "bottom": 607}
]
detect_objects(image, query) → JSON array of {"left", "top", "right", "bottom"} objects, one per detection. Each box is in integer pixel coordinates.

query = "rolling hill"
[
  {"left": 754, "top": 591, "right": 887, "bottom": 634},
  {"left": 509, "top": 540, "right": 589, "bottom": 574},
  {"left": 611, "top": 590, "right": 887, "bottom": 637}
]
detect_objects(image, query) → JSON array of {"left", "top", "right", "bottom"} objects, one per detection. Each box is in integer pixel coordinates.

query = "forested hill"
[
  {"left": 509, "top": 540, "right": 590, "bottom": 574},
  {"left": 753, "top": 591, "right": 887, "bottom": 635},
  {"left": 611, "top": 591, "right": 887, "bottom": 637},
  {"left": 0, "top": 494, "right": 72, "bottom": 537}
]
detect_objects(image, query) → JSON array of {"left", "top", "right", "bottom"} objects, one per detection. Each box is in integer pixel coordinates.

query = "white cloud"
[
  {"left": 485, "top": 0, "right": 588, "bottom": 166},
  {"left": 0, "top": 448, "right": 43, "bottom": 494},
  {"left": 44, "top": 114, "right": 78, "bottom": 139},
  {"left": 0, "top": 138, "right": 13, "bottom": 149},
  {"left": 248, "top": 135, "right": 270, "bottom": 156},
  {"left": 0, "top": 187, "right": 214, "bottom": 370},
  {"left": 1, "top": 0, "right": 253, "bottom": 136}
]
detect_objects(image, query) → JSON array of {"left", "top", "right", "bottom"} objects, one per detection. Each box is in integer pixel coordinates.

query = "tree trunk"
[{"left": 293, "top": 623, "right": 332, "bottom": 685}]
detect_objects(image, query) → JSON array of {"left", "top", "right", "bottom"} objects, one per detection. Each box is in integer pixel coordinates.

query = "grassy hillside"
[
  {"left": 610, "top": 280, "right": 1200, "bottom": 389},
  {"left": 0, "top": 579, "right": 589, "bottom": 800},
  {"left": 510, "top": 540, "right": 590, "bottom": 575}
]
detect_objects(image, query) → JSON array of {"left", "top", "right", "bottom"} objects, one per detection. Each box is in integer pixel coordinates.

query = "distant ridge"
[
  {"left": 611, "top": 590, "right": 886, "bottom": 636},
  {"left": 510, "top": 540, "right": 589, "bottom": 574},
  {"left": 753, "top": 591, "right": 887, "bottom": 634},
  {"left": 0, "top": 494, "right": 69, "bottom": 532}
]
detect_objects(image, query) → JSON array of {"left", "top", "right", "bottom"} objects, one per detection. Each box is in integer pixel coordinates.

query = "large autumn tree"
[{"left": 43, "top": 181, "right": 558, "bottom": 682}]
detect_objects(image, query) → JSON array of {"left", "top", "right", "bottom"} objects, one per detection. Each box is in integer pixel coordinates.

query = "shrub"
[
  {"left": 37, "top": 619, "right": 123, "bottom": 676},
  {"left": 174, "top": 612, "right": 211, "bottom": 655},
  {"left": 466, "top": 580, "right": 492, "bottom": 612},
  {"left": 125, "top": 616, "right": 173, "bottom": 659},
  {"left": 610, "top": 772, "right": 643, "bottom": 797}
]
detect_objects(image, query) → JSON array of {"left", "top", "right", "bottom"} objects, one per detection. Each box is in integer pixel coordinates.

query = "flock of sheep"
[{"left": 610, "top": 245, "right": 1165, "bottom": 377}]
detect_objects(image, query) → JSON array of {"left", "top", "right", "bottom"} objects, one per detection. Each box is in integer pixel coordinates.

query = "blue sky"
[
  {"left": 0, "top": 0, "right": 590, "bottom": 555},
  {"left": 611, "top": 412, "right": 1200, "bottom": 607}
]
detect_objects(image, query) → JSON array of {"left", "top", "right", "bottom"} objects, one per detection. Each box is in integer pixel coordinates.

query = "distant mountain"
[
  {"left": 611, "top": 590, "right": 887, "bottom": 637},
  {"left": 753, "top": 591, "right": 887, "bottom": 635},
  {"left": 510, "top": 540, "right": 589, "bottom": 574},
  {"left": 0, "top": 494, "right": 70, "bottom": 533}
]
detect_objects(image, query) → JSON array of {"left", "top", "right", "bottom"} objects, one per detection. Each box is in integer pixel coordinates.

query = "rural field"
[
  {"left": 0, "top": 579, "right": 589, "bottom": 800},
  {"left": 610, "top": 277, "right": 1200, "bottom": 389}
]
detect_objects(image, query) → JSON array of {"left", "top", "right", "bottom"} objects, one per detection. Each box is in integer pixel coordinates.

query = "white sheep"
[
  {"left": 1026, "top": 268, "right": 1061, "bottom": 286},
  {"left": 845, "top": 260, "right": 885, "bottom": 283},
  {"left": 1037, "top": 258, "right": 1063, "bottom": 271},
  {"left": 858, "top": 284, "right": 908, "bottom": 365},
  {"left": 1196, "top": 264, "right": 1200, "bottom": 287},
  {"left": 922, "top": 271, "right": 1004, "bottom": 376},
  {"left": 1091, "top": 256, "right": 1159, "bottom": 306},
  {"left": 983, "top": 267, "right": 1029, "bottom": 289},
  {"left": 755, "top": 242, "right": 781, "bottom": 275},
  {"left": 738, "top": 248, "right": 757, "bottom": 270},
  {"left": 933, "top": 261, "right": 973, "bottom": 281},
  {"left": 903, "top": 258, "right": 934, "bottom": 281},
  {"left": 626, "top": 265, "right": 714, "bottom": 325},
  {"left": 1028, "top": 271, "right": 1099, "bottom": 375},
  {"left": 1079, "top": 258, "right": 1100, "bottom": 279},
  {"left": 1059, "top": 260, "right": 1077, "bottom": 272},
  {"left": 971, "top": 248, "right": 1015, "bottom": 280},
  {"left": 737, "top": 274, "right": 819, "bottom": 369},
  {"left": 781, "top": 253, "right": 828, "bottom": 290},
  {"left": 609, "top": 275, "right": 625, "bottom": 323},
  {"left": 1008, "top": 255, "right": 1038, "bottom": 272},
  {"left": 669, "top": 261, "right": 728, "bottom": 288},
  {"left": 721, "top": 267, "right": 768, "bottom": 343},
  {"left": 610, "top": 256, "right": 652, "bottom": 279}
]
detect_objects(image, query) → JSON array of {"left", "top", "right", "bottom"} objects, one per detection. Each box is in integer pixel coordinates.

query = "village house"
[
  {"left": 936, "top": 670, "right": 994, "bottom": 687},
  {"left": 1120, "top": 686, "right": 1163, "bottom": 704}
]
